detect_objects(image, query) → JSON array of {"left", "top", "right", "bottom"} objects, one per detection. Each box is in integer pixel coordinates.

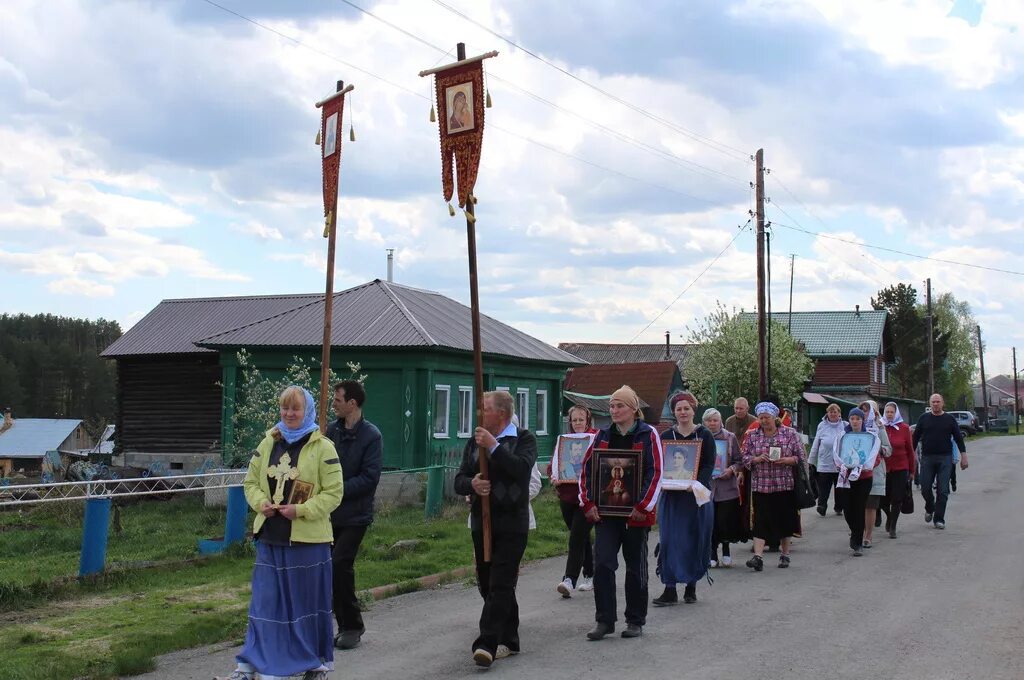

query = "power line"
[
  {"left": 428, "top": 0, "right": 754, "bottom": 164},
  {"left": 627, "top": 220, "right": 753, "bottom": 343}
]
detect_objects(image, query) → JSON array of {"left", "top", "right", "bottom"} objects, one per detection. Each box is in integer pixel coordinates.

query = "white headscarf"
[{"left": 880, "top": 401, "right": 904, "bottom": 427}]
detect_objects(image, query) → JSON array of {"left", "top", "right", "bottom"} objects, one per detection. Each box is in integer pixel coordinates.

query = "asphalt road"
[{"left": 134, "top": 436, "right": 1023, "bottom": 680}]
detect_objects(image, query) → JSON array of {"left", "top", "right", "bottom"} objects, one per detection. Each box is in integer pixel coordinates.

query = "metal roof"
[
  {"left": 563, "top": 390, "right": 650, "bottom": 416},
  {"left": 564, "top": 361, "right": 680, "bottom": 421},
  {"left": 737, "top": 310, "right": 888, "bottom": 358},
  {"left": 194, "top": 280, "right": 585, "bottom": 365},
  {"left": 557, "top": 342, "right": 692, "bottom": 373},
  {"left": 102, "top": 293, "right": 324, "bottom": 357},
  {"left": 0, "top": 419, "right": 83, "bottom": 458}
]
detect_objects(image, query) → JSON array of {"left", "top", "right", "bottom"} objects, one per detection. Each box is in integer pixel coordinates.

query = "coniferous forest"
[{"left": 0, "top": 313, "right": 121, "bottom": 437}]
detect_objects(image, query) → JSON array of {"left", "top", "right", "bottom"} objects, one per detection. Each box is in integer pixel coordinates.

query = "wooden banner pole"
[{"left": 318, "top": 79, "right": 345, "bottom": 433}]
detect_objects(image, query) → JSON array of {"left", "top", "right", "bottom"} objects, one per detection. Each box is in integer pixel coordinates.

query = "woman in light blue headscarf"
[{"left": 220, "top": 386, "right": 343, "bottom": 680}]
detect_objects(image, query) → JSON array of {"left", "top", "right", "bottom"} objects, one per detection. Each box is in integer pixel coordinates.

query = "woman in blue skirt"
[
  {"left": 218, "top": 386, "right": 343, "bottom": 680},
  {"left": 653, "top": 392, "right": 716, "bottom": 606}
]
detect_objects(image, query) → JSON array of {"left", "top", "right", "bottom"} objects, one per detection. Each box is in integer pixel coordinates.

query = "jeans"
[
  {"left": 842, "top": 478, "right": 873, "bottom": 547},
  {"left": 471, "top": 530, "right": 528, "bottom": 655},
  {"left": 920, "top": 455, "right": 953, "bottom": 523},
  {"left": 815, "top": 471, "right": 844, "bottom": 512},
  {"left": 332, "top": 524, "right": 369, "bottom": 633},
  {"left": 593, "top": 519, "right": 649, "bottom": 627},
  {"left": 559, "top": 500, "right": 593, "bottom": 585}
]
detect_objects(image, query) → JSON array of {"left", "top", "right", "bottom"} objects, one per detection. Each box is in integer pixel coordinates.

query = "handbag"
[
  {"left": 793, "top": 462, "right": 816, "bottom": 510},
  {"left": 901, "top": 479, "right": 915, "bottom": 514}
]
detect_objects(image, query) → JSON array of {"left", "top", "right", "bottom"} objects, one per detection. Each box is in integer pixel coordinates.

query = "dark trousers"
[
  {"left": 883, "top": 469, "right": 909, "bottom": 531},
  {"left": 593, "top": 519, "right": 649, "bottom": 627},
  {"left": 332, "top": 524, "right": 369, "bottom": 633},
  {"left": 816, "top": 472, "right": 844, "bottom": 512},
  {"left": 559, "top": 500, "right": 593, "bottom": 585},
  {"left": 842, "top": 478, "right": 873, "bottom": 547},
  {"left": 472, "top": 529, "right": 528, "bottom": 655},
  {"left": 920, "top": 455, "right": 953, "bottom": 523}
]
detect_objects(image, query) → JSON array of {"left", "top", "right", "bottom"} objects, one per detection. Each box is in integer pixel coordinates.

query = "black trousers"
[
  {"left": 332, "top": 524, "right": 369, "bottom": 633},
  {"left": 883, "top": 469, "right": 909, "bottom": 531},
  {"left": 472, "top": 529, "right": 528, "bottom": 655},
  {"left": 842, "top": 478, "right": 873, "bottom": 547},
  {"left": 816, "top": 472, "right": 845, "bottom": 512},
  {"left": 559, "top": 500, "right": 593, "bottom": 585},
  {"left": 593, "top": 518, "right": 649, "bottom": 627}
]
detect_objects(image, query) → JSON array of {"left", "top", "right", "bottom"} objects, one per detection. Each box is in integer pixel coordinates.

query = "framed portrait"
[
  {"left": 662, "top": 440, "right": 701, "bottom": 490},
  {"left": 593, "top": 449, "right": 641, "bottom": 517},
  {"left": 712, "top": 439, "right": 729, "bottom": 479},
  {"left": 287, "top": 479, "right": 314, "bottom": 505},
  {"left": 445, "top": 82, "right": 475, "bottom": 134},
  {"left": 551, "top": 433, "right": 594, "bottom": 485},
  {"left": 838, "top": 432, "right": 876, "bottom": 469},
  {"left": 323, "top": 112, "right": 338, "bottom": 158}
]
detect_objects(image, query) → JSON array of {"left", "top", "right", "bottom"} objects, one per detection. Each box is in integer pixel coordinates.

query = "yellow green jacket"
[{"left": 243, "top": 429, "right": 343, "bottom": 544}]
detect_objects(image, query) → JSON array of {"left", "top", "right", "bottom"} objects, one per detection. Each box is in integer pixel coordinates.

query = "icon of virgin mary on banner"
[{"left": 420, "top": 51, "right": 497, "bottom": 210}]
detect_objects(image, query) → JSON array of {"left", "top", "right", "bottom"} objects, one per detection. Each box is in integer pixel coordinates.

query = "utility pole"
[
  {"left": 976, "top": 325, "right": 988, "bottom": 424},
  {"left": 926, "top": 278, "right": 934, "bottom": 397},
  {"left": 1013, "top": 347, "right": 1019, "bottom": 434},
  {"left": 755, "top": 149, "right": 767, "bottom": 402},
  {"left": 788, "top": 254, "right": 795, "bottom": 334}
]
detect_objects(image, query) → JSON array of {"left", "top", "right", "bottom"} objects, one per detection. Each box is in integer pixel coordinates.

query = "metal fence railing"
[{"left": 0, "top": 471, "right": 247, "bottom": 508}]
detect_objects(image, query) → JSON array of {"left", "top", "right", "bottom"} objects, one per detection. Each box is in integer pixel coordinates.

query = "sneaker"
[
  {"left": 621, "top": 623, "right": 643, "bottom": 638},
  {"left": 214, "top": 671, "right": 254, "bottom": 680},
  {"left": 778, "top": 554, "right": 791, "bottom": 568},
  {"left": 473, "top": 648, "right": 494, "bottom": 667},
  {"left": 746, "top": 555, "right": 764, "bottom": 571},
  {"left": 816, "top": 506, "right": 826, "bottom": 517},
  {"left": 853, "top": 546, "right": 863, "bottom": 556},
  {"left": 576, "top": 576, "right": 594, "bottom": 592},
  {"left": 925, "top": 512, "right": 933, "bottom": 523},
  {"left": 495, "top": 645, "right": 518, "bottom": 659},
  {"left": 652, "top": 586, "right": 678, "bottom": 606},
  {"left": 709, "top": 559, "right": 718, "bottom": 568},
  {"left": 302, "top": 672, "right": 329, "bottom": 680},
  {"left": 862, "top": 539, "right": 872, "bottom": 548},
  {"left": 721, "top": 555, "right": 733, "bottom": 567},
  {"left": 935, "top": 521, "right": 945, "bottom": 530},
  {"left": 556, "top": 577, "right": 574, "bottom": 599}
]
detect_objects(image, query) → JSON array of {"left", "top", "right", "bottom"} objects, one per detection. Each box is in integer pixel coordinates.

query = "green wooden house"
[{"left": 103, "top": 280, "right": 584, "bottom": 472}]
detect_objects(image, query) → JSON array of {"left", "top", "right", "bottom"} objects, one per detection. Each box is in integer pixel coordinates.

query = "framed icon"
[{"left": 593, "top": 449, "right": 641, "bottom": 517}]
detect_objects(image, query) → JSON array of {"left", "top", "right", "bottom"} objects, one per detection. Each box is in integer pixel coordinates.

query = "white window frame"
[
  {"left": 433, "top": 385, "right": 451, "bottom": 438},
  {"left": 496, "top": 385, "right": 510, "bottom": 392},
  {"left": 535, "top": 389, "right": 549, "bottom": 435},
  {"left": 516, "top": 388, "right": 530, "bottom": 430},
  {"left": 881, "top": 361, "right": 887, "bottom": 384},
  {"left": 457, "top": 386, "right": 473, "bottom": 438}
]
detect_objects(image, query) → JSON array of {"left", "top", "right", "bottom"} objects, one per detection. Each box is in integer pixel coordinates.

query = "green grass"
[
  {"left": 1, "top": 488, "right": 571, "bottom": 679},
  {"left": 969, "top": 427, "right": 1023, "bottom": 440}
]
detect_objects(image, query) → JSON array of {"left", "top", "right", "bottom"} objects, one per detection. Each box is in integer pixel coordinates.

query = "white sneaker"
[
  {"left": 721, "top": 555, "right": 733, "bottom": 567},
  {"left": 709, "top": 559, "right": 718, "bottom": 568},
  {"left": 576, "top": 576, "right": 594, "bottom": 592},
  {"left": 495, "top": 644, "right": 518, "bottom": 659},
  {"left": 556, "top": 577, "right": 574, "bottom": 598}
]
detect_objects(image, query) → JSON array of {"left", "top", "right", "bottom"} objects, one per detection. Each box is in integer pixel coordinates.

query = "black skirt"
[
  {"left": 751, "top": 490, "right": 799, "bottom": 542},
  {"left": 712, "top": 497, "right": 748, "bottom": 543}
]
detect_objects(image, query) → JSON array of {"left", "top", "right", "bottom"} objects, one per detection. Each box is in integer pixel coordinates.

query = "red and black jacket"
[{"left": 579, "top": 420, "right": 663, "bottom": 527}]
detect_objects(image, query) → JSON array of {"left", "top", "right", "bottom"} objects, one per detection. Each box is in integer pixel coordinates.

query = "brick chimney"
[{"left": 1, "top": 408, "right": 12, "bottom": 435}]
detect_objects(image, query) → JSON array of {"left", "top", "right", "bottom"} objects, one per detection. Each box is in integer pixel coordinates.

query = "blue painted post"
[
  {"left": 79, "top": 496, "right": 111, "bottom": 577},
  {"left": 223, "top": 485, "right": 247, "bottom": 546}
]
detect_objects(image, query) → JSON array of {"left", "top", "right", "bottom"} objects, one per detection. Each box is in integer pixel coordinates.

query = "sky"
[{"left": 1, "top": 0, "right": 1022, "bottom": 375}]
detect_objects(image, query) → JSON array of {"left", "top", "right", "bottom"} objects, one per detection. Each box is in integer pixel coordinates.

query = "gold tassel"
[
  {"left": 486, "top": 90, "right": 492, "bottom": 108},
  {"left": 430, "top": 105, "right": 436, "bottom": 122},
  {"left": 464, "top": 209, "right": 476, "bottom": 224},
  {"left": 323, "top": 211, "right": 332, "bottom": 238},
  {"left": 349, "top": 125, "right": 355, "bottom": 142},
  {"left": 447, "top": 202, "right": 456, "bottom": 217},
  {"left": 315, "top": 128, "right": 321, "bottom": 145}
]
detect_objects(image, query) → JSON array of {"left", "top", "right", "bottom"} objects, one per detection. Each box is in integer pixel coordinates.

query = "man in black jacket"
[
  {"left": 913, "top": 393, "right": 968, "bottom": 529},
  {"left": 453, "top": 390, "right": 537, "bottom": 668},
  {"left": 326, "top": 380, "right": 383, "bottom": 650}
]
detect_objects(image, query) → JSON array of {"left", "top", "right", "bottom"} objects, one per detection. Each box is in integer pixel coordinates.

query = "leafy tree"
[
  {"left": 872, "top": 284, "right": 928, "bottom": 397},
  {"left": 930, "top": 293, "right": 977, "bottom": 408},
  {"left": 223, "top": 349, "right": 367, "bottom": 467},
  {"left": 683, "top": 303, "right": 814, "bottom": 407}
]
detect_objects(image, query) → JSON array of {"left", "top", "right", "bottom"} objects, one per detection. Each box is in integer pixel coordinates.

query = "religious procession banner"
[
  {"left": 419, "top": 50, "right": 497, "bottom": 214},
  {"left": 316, "top": 84, "right": 353, "bottom": 236}
]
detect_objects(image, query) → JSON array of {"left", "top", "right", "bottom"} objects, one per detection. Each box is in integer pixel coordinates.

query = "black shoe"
[
  {"left": 334, "top": 629, "right": 363, "bottom": 650},
  {"left": 653, "top": 587, "right": 678, "bottom": 606},
  {"left": 925, "top": 512, "right": 933, "bottom": 523},
  {"left": 746, "top": 555, "right": 764, "bottom": 571},
  {"left": 621, "top": 624, "right": 643, "bottom": 638},
  {"left": 852, "top": 546, "right": 863, "bottom": 556},
  {"left": 888, "top": 529, "right": 898, "bottom": 539},
  {"left": 587, "top": 622, "right": 614, "bottom": 640},
  {"left": 683, "top": 585, "right": 697, "bottom": 604},
  {"left": 834, "top": 509, "right": 843, "bottom": 515},
  {"left": 778, "top": 554, "right": 791, "bottom": 568},
  {"left": 874, "top": 514, "right": 882, "bottom": 528},
  {"left": 816, "top": 506, "right": 826, "bottom": 517}
]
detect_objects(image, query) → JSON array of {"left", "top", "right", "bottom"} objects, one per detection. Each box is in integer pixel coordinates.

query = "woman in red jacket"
[
  {"left": 881, "top": 401, "right": 914, "bottom": 539},
  {"left": 547, "top": 405, "right": 597, "bottom": 598}
]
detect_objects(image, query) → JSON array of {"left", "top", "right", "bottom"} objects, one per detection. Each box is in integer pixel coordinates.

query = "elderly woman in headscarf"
[
  {"left": 653, "top": 392, "right": 716, "bottom": 605},
  {"left": 701, "top": 407, "right": 746, "bottom": 567},
  {"left": 741, "top": 401, "right": 805, "bottom": 571},
  {"left": 219, "top": 386, "right": 343, "bottom": 680},
  {"left": 859, "top": 399, "right": 892, "bottom": 548},
  {"left": 880, "top": 401, "right": 914, "bottom": 538}
]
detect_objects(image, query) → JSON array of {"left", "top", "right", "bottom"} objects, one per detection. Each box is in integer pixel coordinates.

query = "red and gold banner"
[
  {"left": 319, "top": 93, "right": 345, "bottom": 229},
  {"left": 427, "top": 57, "right": 490, "bottom": 209}
]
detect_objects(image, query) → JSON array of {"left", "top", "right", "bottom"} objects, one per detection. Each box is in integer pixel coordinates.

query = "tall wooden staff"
[
  {"left": 315, "top": 80, "right": 355, "bottom": 431},
  {"left": 420, "top": 43, "right": 498, "bottom": 561}
]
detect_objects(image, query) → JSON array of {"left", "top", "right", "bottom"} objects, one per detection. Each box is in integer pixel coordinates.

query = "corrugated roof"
[
  {"left": 195, "top": 280, "right": 585, "bottom": 365},
  {"left": 737, "top": 310, "right": 888, "bottom": 358},
  {"left": 564, "top": 361, "right": 680, "bottom": 421},
  {"left": 557, "top": 342, "right": 692, "bottom": 373},
  {"left": 563, "top": 390, "right": 650, "bottom": 416},
  {"left": 102, "top": 293, "right": 323, "bottom": 357},
  {"left": 0, "top": 419, "right": 83, "bottom": 458}
]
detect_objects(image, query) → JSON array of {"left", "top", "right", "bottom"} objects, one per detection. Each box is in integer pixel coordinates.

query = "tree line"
[{"left": 0, "top": 313, "right": 121, "bottom": 437}]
